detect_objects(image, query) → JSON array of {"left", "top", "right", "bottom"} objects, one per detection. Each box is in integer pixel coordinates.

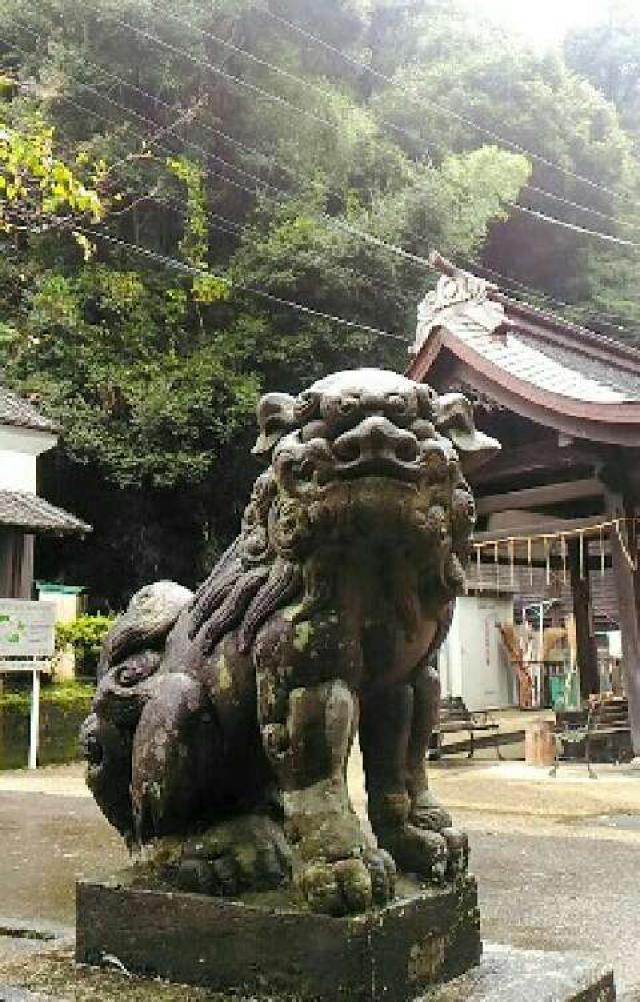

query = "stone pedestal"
[{"left": 76, "top": 874, "right": 481, "bottom": 1001}]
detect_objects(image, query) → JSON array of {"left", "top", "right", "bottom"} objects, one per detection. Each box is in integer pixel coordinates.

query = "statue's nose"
[{"left": 333, "top": 415, "right": 418, "bottom": 463}]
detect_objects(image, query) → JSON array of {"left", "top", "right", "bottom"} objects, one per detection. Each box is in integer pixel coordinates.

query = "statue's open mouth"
[{"left": 333, "top": 457, "right": 423, "bottom": 483}]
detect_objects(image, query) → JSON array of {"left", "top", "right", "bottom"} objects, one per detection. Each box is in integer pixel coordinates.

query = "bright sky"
[{"left": 463, "top": 0, "right": 611, "bottom": 48}]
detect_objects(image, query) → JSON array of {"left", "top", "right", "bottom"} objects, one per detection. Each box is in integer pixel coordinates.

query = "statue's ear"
[
  {"left": 252, "top": 392, "right": 297, "bottom": 457},
  {"left": 435, "top": 393, "right": 500, "bottom": 473}
]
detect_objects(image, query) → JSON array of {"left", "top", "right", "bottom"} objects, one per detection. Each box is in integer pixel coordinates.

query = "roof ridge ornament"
[{"left": 411, "top": 253, "right": 505, "bottom": 355}]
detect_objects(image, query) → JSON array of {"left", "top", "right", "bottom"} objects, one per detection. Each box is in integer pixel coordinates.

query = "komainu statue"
[{"left": 81, "top": 369, "right": 498, "bottom": 916}]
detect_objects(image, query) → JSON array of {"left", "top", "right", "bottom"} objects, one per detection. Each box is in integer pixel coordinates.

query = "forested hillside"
[{"left": 0, "top": 0, "right": 638, "bottom": 605}]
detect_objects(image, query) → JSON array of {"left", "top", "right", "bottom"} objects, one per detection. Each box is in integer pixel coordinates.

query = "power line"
[
  {"left": 18, "top": 9, "right": 637, "bottom": 272},
  {"left": 71, "top": 224, "right": 410, "bottom": 344},
  {"left": 103, "top": 12, "right": 338, "bottom": 134},
  {"left": 255, "top": 1, "right": 637, "bottom": 207},
  {"left": 152, "top": 3, "right": 435, "bottom": 165},
  {"left": 98, "top": 10, "right": 640, "bottom": 256},
  {"left": 512, "top": 203, "right": 640, "bottom": 250},
  {"left": 461, "top": 257, "right": 631, "bottom": 332},
  {"left": 7, "top": 21, "right": 439, "bottom": 275},
  {"left": 116, "top": 189, "right": 408, "bottom": 302},
  {"left": 7, "top": 14, "right": 636, "bottom": 336},
  {"left": 524, "top": 184, "right": 640, "bottom": 234},
  {"left": 161, "top": 3, "right": 640, "bottom": 236},
  {"left": 0, "top": 104, "right": 410, "bottom": 344},
  {"left": 8, "top": 67, "right": 416, "bottom": 305}
]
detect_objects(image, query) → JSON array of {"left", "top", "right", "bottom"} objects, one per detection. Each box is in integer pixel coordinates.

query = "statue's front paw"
[{"left": 298, "top": 847, "right": 396, "bottom": 916}]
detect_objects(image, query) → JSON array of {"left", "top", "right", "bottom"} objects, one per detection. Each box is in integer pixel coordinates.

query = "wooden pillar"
[
  {"left": 608, "top": 501, "right": 640, "bottom": 756},
  {"left": 568, "top": 537, "right": 599, "bottom": 701}
]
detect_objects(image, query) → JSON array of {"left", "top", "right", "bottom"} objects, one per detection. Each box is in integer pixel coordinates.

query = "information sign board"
[{"left": 0, "top": 600, "right": 56, "bottom": 657}]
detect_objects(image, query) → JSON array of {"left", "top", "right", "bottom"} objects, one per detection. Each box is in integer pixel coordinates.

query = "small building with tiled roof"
[
  {"left": 0, "top": 385, "right": 90, "bottom": 598},
  {"left": 407, "top": 256, "right": 640, "bottom": 755}
]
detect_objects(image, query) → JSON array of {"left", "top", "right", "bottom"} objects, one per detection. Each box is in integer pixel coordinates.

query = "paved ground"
[{"left": 1, "top": 755, "right": 640, "bottom": 995}]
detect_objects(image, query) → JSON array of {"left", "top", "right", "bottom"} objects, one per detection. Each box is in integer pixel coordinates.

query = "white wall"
[
  {"left": 0, "top": 449, "right": 37, "bottom": 492},
  {"left": 439, "top": 594, "right": 516, "bottom": 711},
  {"left": 0, "top": 426, "right": 57, "bottom": 493}
]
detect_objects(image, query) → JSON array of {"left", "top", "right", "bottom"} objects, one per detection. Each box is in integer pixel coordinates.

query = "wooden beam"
[
  {"left": 470, "top": 440, "right": 599, "bottom": 487},
  {"left": 607, "top": 491, "right": 640, "bottom": 757},
  {"left": 476, "top": 478, "right": 603, "bottom": 516},
  {"left": 568, "top": 538, "right": 599, "bottom": 700}
]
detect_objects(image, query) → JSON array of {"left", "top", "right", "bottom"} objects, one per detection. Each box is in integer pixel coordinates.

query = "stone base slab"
[
  {"left": 76, "top": 874, "right": 481, "bottom": 1001},
  {"left": 426, "top": 944, "right": 615, "bottom": 1001}
]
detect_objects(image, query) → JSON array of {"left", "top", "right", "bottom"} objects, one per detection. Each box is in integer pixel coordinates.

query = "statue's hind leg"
[
  {"left": 131, "top": 672, "right": 217, "bottom": 841},
  {"left": 130, "top": 670, "right": 293, "bottom": 897}
]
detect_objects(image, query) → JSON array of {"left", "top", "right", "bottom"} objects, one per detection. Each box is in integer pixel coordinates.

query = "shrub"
[
  {"left": 0, "top": 679, "right": 95, "bottom": 713},
  {"left": 56, "top": 614, "right": 115, "bottom": 678}
]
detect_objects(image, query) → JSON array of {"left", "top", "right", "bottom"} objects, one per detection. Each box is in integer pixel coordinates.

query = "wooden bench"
[
  {"left": 551, "top": 695, "right": 631, "bottom": 778},
  {"left": 430, "top": 696, "right": 502, "bottom": 760}
]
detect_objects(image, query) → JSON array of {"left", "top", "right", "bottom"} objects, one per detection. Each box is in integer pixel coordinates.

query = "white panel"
[
  {"left": 0, "top": 426, "right": 57, "bottom": 457},
  {"left": 0, "top": 450, "right": 37, "bottom": 492},
  {"left": 440, "top": 595, "right": 516, "bottom": 711}
]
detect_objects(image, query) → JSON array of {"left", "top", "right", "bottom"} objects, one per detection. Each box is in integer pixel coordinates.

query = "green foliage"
[
  {"left": 0, "top": 116, "right": 104, "bottom": 231},
  {"left": 565, "top": 2, "right": 640, "bottom": 135},
  {"left": 56, "top": 615, "right": 115, "bottom": 676},
  {"left": 0, "top": 0, "right": 637, "bottom": 602}
]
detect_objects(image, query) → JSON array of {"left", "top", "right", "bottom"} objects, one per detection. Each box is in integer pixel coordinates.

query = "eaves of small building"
[{"left": 0, "top": 384, "right": 91, "bottom": 599}]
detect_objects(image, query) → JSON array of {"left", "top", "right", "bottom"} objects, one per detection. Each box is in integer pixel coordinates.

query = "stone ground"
[{"left": 1, "top": 745, "right": 640, "bottom": 999}]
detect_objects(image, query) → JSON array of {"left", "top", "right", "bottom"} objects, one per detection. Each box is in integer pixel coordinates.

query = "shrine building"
[{"left": 407, "top": 257, "right": 640, "bottom": 754}]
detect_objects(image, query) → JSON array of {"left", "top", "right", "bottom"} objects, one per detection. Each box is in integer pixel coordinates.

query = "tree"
[
  {"left": 0, "top": 0, "right": 636, "bottom": 605},
  {"left": 565, "top": 2, "right": 640, "bottom": 136}
]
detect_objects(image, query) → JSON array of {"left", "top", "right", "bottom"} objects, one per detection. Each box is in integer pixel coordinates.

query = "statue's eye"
[
  {"left": 339, "top": 395, "right": 359, "bottom": 414},
  {"left": 300, "top": 460, "right": 315, "bottom": 479},
  {"left": 387, "top": 394, "right": 407, "bottom": 414}
]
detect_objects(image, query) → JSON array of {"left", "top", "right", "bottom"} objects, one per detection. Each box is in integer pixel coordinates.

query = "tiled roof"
[
  {"left": 0, "top": 386, "right": 60, "bottom": 433},
  {"left": 0, "top": 491, "right": 91, "bottom": 535},
  {"left": 524, "top": 333, "right": 640, "bottom": 402},
  {"left": 413, "top": 272, "right": 640, "bottom": 407},
  {"left": 452, "top": 322, "right": 631, "bottom": 404}
]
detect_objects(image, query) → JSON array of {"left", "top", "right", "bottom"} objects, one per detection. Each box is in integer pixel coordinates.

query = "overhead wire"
[
  {"left": 511, "top": 203, "right": 640, "bottom": 250},
  {"left": 524, "top": 184, "right": 640, "bottom": 234},
  {"left": 461, "top": 257, "right": 631, "bottom": 332},
  {"left": 3, "top": 13, "right": 637, "bottom": 338},
  {"left": 69, "top": 225, "right": 412, "bottom": 344},
  {"left": 95, "top": 9, "right": 640, "bottom": 255},
  {"left": 150, "top": 3, "right": 436, "bottom": 164},
  {"left": 254, "top": 0, "right": 639, "bottom": 208},
  {"left": 159, "top": 2, "right": 640, "bottom": 236},
  {"left": 14, "top": 7, "right": 638, "bottom": 267},
  {"left": 86, "top": 10, "right": 640, "bottom": 260},
  {"left": 6, "top": 18, "right": 441, "bottom": 275},
  {"left": 0, "top": 54, "right": 411, "bottom": 344}
]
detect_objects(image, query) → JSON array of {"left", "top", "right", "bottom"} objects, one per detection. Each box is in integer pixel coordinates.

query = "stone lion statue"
[{"left": 81, "top": 368, "right": 498, "bottom": 916}]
